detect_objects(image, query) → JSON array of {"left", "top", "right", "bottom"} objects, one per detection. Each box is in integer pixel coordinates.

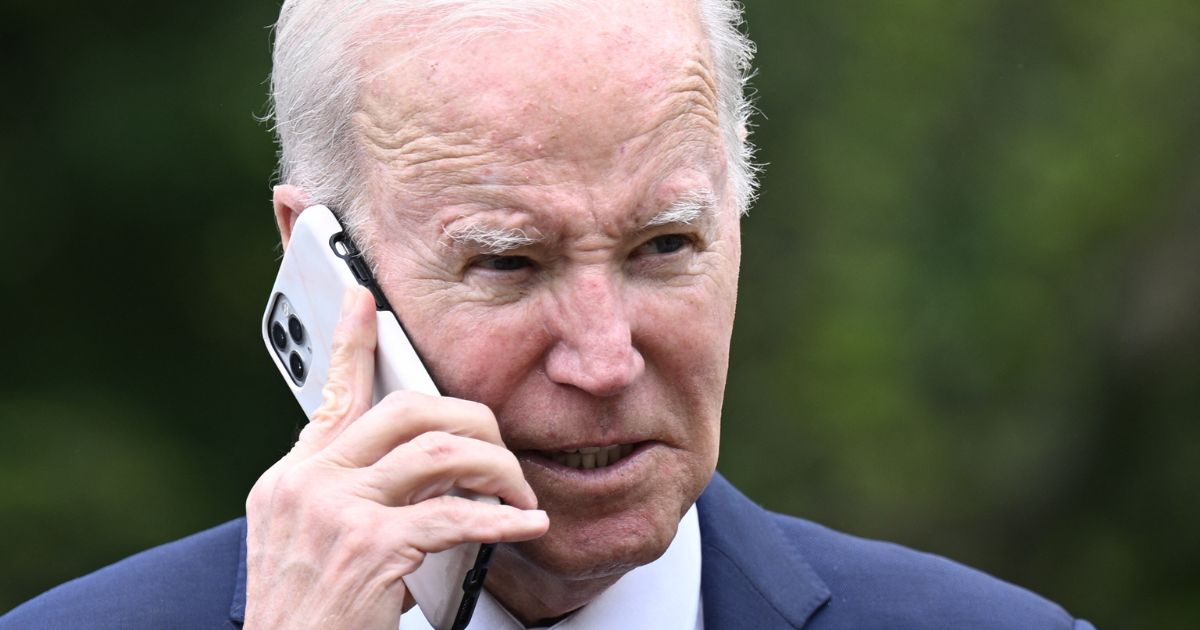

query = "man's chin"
[
  {"left": 503, "top": 506, "right": 681, "bottom": 580},
  {"left": 482, "top": 508, "right": 678, "bottom": 625},
  {"left": 547, "top": 504, "right": 681, "bottom": 571},
  {"left": 499, "top": 443, "right": 713, "bottom": 580},
  {"left": 480, "top": 452, "right": 714, "bottom": 621}
]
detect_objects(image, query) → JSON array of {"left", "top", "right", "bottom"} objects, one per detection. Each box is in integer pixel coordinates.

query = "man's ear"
[{"left": 272, "top": 184, "right": 310, "bottom": 250}]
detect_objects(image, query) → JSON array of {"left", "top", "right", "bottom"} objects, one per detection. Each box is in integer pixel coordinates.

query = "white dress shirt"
[{"left": 400, "top": 504, "right": 704, "bottom": 630}]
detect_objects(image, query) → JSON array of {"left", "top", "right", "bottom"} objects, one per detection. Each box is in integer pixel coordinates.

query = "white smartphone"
[{"left": 261, "top": 205, "right": 498, "bottom": 630}]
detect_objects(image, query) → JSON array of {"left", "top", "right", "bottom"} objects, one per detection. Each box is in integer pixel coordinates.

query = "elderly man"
[{"left": 3, "top": 0, "right": 1093, "bottom": 628}]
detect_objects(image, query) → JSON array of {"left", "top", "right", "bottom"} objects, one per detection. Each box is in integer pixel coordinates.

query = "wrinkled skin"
[{"left": 247, "top": 0, "right": 741, "bottom": 626}]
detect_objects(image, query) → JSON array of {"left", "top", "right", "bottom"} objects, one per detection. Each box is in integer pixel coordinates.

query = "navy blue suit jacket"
[{"left": 2, "top": 474, "right": 1094, "bottom": 628}]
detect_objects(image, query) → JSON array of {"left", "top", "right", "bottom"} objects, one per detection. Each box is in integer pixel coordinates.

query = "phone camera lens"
[
  {"left": 288, "top": 316, "right": 305, "bottom": 344},
  {"left": 271, "top": 322, "right": 288, "bottom": 350},
  {"left": 289, "top": 352, "right": 306, "bottom": 381}
]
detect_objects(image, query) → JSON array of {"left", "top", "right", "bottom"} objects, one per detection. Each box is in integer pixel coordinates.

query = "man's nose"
[{"left": 543, "top": 270, "right": 645, "bottom": 397}]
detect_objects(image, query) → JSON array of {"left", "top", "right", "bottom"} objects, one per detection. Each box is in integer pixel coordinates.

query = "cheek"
[
  {"left": 630, "top": 282, "right": 734, "bottom": 446},
  {"left": 401, "top": 301, "right": 549, "bottom": 409},
  {"left": 635, "top": 278, "right": 735, "bottom": 374},
  {"left": 631, "top": 287, "right": 730, "bottom": 496}
]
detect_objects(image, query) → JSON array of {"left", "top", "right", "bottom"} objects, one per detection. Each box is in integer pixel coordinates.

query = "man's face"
[{"left": 354, "top": 0, "right": 740, "bottom": 582}]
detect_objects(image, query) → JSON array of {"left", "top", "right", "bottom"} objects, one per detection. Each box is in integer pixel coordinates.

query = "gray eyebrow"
[
  {"left": 442, "top": 190, "right": 715, "bottom": 254},
  {"left": 442, "top": 223, "right": 543, "bottom": 254},
  {"left": 643, "top": 189, "right": 717, "bottom": 228}
]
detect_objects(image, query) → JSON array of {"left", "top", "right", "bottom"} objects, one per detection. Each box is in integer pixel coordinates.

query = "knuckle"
[
  {"left": 460, "top": 399, "right": 501, "bottom": 441},
  {"left": 462, "top": 399, "right": 497, "bottom": 427},
  {"left": 293, "top": 420, "right": 330, "bottom": 449},
  {"left": 271, "top": 466, "right": 314, "bottom": 509},
  {"left": 330, "top": 328, "right": 352, "bottom": 355},
  {"left": 246, "top": 480, "right": 271, "bottom": 512},
  {"left": 426, "top": 498, "right": 472, "bottom": 533},
  {"left": 245, "top": 457, "right": 302, "bottom": 516},
  {"left": 329, "top": 319, "right": 362, "bottom": 358},
  {"left": 338, "top": 510, "right": 381, "bottom": 555},
  {"left": 380, "top": 390, "right": 422, "bottom": 417},
  {"left": 244, "top": 491, "right": 262, "bottom": 515},
  {"left": 316, "top": 380, "right": 354, "bottom": 422},
  {"left": 412, "top": 431, "right": 458, "bottom": 463}
]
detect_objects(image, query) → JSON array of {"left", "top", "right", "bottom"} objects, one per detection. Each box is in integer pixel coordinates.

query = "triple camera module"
[{"left": 266, "top": 294, "right": 309, "bottom": 386}]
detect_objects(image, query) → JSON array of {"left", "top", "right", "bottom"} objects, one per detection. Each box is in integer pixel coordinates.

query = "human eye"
[
  {"left": 633, "top": 233, "right": 693, "bottom": 257},
  {"left": 472, "top": 254, "right": 534, "bottom": 272}
]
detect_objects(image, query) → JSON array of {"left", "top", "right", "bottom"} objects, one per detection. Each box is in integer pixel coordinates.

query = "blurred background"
[{"left": 2, "top": 0, "right": 1197, "bottom": 627}]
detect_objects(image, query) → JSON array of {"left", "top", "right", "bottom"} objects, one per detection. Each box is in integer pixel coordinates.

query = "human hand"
[{"left": 243, "top": 286, "right": 549, "bottom": 630}]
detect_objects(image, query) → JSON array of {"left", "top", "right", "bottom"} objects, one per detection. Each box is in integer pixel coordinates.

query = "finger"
[
  {"left": 393, "top": 496, "right": 549, "bottom": 552},
  {"left": 360, "top": 431, "right": 537, "bottom": 509},
  {"left": 292, "top": 285, "right": 377, "bottom": 459},
  {"left": 322, "top": 390, "right": 504, "bottom": 467}
]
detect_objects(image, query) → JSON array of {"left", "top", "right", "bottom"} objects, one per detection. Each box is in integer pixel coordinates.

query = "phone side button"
[{"left": 462, "top": 567, "right": 488, "bottom": 592}]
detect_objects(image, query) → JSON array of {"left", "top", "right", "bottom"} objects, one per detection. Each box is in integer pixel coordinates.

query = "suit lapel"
[
  {"left": 697, "top": 473, "right": 831, "bottom": 629},
  {"left": 230, "top": 519, "right": 247, "bottom": 626}
]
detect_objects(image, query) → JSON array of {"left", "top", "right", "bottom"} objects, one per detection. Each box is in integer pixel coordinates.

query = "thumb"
[{"left": 292, "top": 285, "right": 378, "bottom": 459}]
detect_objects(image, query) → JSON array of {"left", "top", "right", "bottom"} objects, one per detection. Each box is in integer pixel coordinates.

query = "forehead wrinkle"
[
  {"left": 353, "top": 93, "right": 527, "bottom": 194},
  {"left": 611, "top": 75, "right": 723, "bottom": 195},
  {"left": 359, "top": 123, "right": 501, "bottom": 180},
  {"left": 628, "top": 53, "right": 721, "bottom": 144},
  {"left": 670, "top": 57, "right": 719, "bottom": 125}
]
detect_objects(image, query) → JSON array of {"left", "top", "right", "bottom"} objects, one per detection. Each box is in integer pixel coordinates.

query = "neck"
[{"left": 483, "top": 545, "right": 627, "bottom": 626}]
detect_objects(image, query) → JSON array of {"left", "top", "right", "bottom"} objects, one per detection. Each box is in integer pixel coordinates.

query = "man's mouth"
[{"left": 540, "top": 444, "right": 637, "bottom": 470}]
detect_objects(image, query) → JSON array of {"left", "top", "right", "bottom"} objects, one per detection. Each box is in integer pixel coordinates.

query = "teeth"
[{"left": 546, "top": 443, "right": 637, "bottom": 470}]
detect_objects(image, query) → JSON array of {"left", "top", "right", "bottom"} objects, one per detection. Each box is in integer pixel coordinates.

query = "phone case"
[{"left": 262, "top": 205, "right": 498, "bottom": 630}]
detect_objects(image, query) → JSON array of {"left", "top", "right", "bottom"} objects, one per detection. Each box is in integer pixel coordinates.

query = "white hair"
[
  {"left": 644, "top": 189, "right": 717, "bottom": 227},
  {"left": 268, "top": 0, "right": 758, "bottom": 243},
  {"left": 444, "top": 224, "right": 542, "bottom": 255}
]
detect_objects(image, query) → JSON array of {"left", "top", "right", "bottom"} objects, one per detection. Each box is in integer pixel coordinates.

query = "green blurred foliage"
[{"left": 2, "top": 1, "right": 1197, "bottom": 627}]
